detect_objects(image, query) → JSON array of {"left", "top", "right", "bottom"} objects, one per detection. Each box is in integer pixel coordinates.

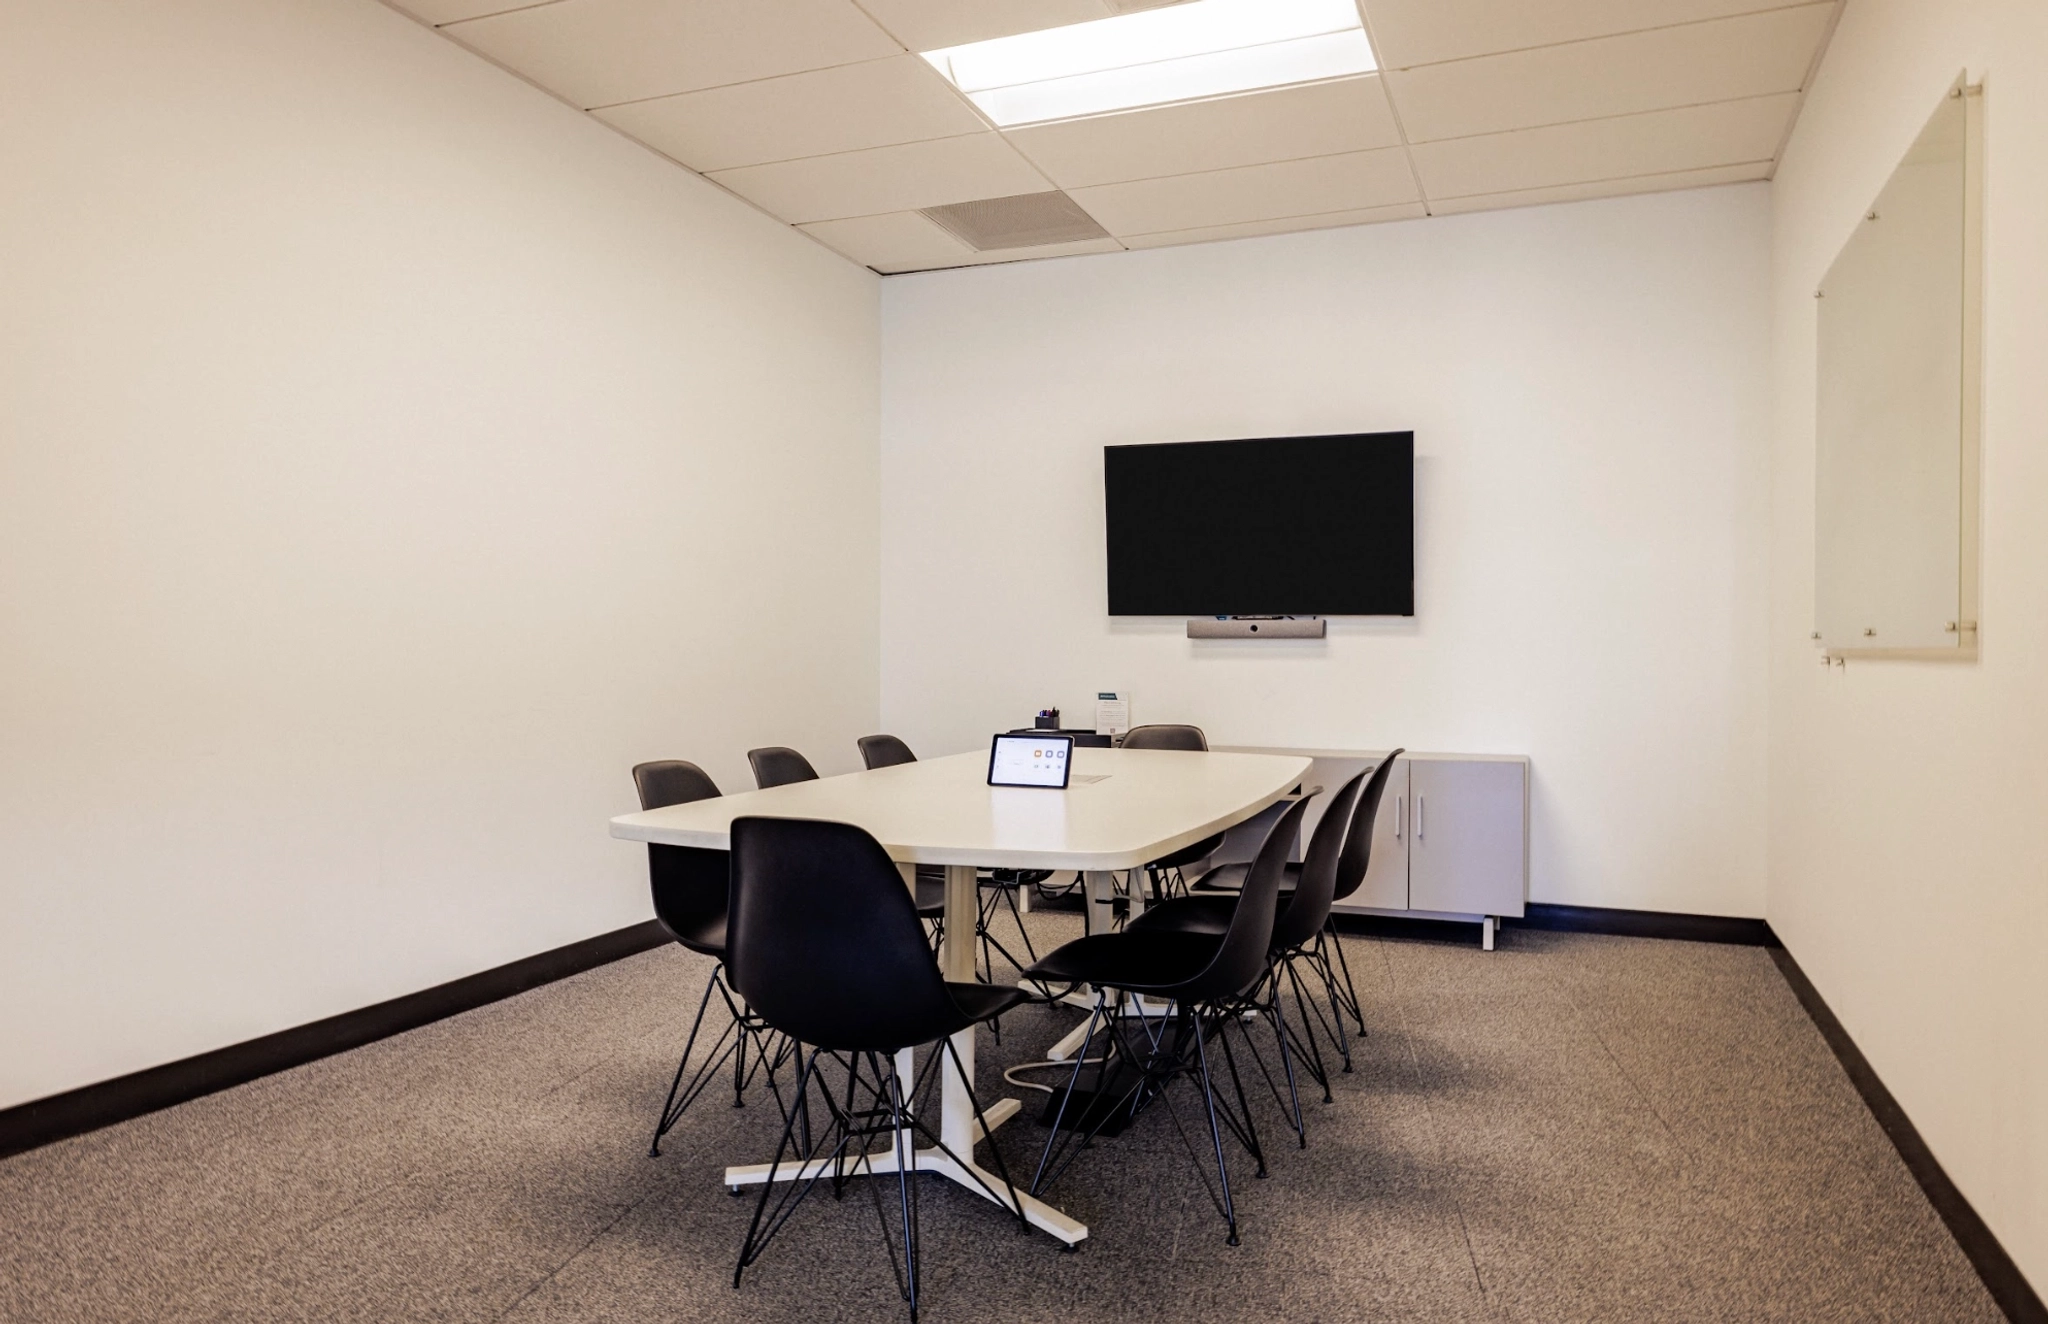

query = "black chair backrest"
[
  {"left": 1272, "top": 771, "right": 1366, "bottom": 953},
  {"left": 748, "top": 746, "right": 819, "bottom": 789},
  {"left": 1120, "top": 724, "right": 1208, "bottom": 752},
  {"left": 1331, "top": 749, "right": 1405, "bottom": 904},
  {"left": 1174, "top": 793, "right": 1313, "bottom": 1003},
  {"left": 728, "top": 817, "right": 965, "bottom": 1053},
  {"left": 633, "top": 759, "right": 721, "bottom": 811},
  {"left": 629, "top": 761, "right": 727, "bottom": 957},
  {"left": 857, "top": 734, "right": 917, "bottom": 770}
]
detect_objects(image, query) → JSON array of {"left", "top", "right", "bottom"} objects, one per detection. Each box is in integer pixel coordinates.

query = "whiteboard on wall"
[{"left": 1814, "top": 77, "right": 1981, "bottom": 657}]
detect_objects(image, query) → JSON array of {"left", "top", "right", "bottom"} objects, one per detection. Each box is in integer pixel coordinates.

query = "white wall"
[
  {"left": 1768, "top": 0, "right": 2048, "bottom": 1292},
  {"left": 880, "top": 187, "right": 1772, "bottom": 917},
  {"left": 0, "top": 0, "right": 879, "bottom": 1110}
]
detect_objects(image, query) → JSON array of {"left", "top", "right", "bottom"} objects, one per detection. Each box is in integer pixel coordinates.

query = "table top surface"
[{"left": 609, "top": 746, "right": 1312, "bottom": 871}]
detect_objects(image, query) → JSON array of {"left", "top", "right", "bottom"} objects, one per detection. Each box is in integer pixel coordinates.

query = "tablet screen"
[{"left": 988, "top": 734, "right": 1073, "bottom": 788}]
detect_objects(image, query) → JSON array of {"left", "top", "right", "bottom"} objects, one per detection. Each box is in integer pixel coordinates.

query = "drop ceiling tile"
[
  {"left": 885, "top": 236, "right": 1126, "bottom": 274},
  {"left": 1070, "top": 148, "right": 1418, "bottom": 237},
  {"left": 799, "top": 211, "right": 973, "bottom": 269},
  {"left": 1428, "top": 162, "right": 1770, "bottom": 214},
  {"left": 1006, "top": 76, "right": 1400, "bottom": 189},
  {"left": 857, "top": 0, "right": 1112, "bottom": 52},
  {"left": 441, "top": 0, "right": 904, "bottom": 109},
  {"left": 384, "top": 0, "right": 537, "bottom": 24},
  {"left": 1121, "top": 202, "right": 1427, "bottom": 248},
  {"left": 1361, "top": 0, "right": 1829, "bottom": 70},
  {"left": 1387, "top": 5, "right": 1834, "bottom": 144},
  {"left": 1409, "top": 93, "right": 1798, "bottom": 200},
  {"left": 594, "top": 56, "right": 987, "bottom": 172},
  {"left": 708, "top": 133, "right": 1053, "bottom": 224}
]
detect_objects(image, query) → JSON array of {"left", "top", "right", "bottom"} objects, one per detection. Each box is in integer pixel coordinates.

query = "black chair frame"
[
  {"left": 633, "top": 760, "right": 796, "bottom": 1157},
  {"left": 1023, "top": 794, "right": 1314, "bottom": 1246},
  {"left": 649, "top": 968, "right": 796, "bottom": 1155},
  {"left": 725, "top": 815, "right": 1035, "bottom": 1320},
  {"left": 734, "top": 1039, "right": 1028, "bottom": 1320}
]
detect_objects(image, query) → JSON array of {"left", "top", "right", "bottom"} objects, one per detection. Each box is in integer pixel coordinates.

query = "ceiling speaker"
[{"left": 920, "top": 191, "right": 1110, "bottom": 251}]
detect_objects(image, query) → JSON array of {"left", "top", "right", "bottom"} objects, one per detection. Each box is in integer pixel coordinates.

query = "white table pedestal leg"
[{"left": 939, "top": 864, "right": 979, "bottom": 1157}]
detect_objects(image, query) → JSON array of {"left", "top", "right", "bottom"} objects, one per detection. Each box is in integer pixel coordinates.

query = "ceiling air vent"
[{"left": 920, "top": 191, "right": 1110, "bottom": 251}]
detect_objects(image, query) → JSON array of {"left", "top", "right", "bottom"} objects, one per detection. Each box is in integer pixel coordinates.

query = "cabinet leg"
[{"left": 1481, "top": 916, "right": 1496, "bottom": 952}]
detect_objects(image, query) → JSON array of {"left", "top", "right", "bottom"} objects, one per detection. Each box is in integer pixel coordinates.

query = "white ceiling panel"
[
  {"left": 1362, "top": 0, "right": 1825, "bottom": 70},
  {"left": 1426, "top": 162, "right": 1769, "bottom": 215},
  {"left": 708, "top": 133, "right": 1053, "bottom": 224},
  {"left": 384, "top": 0, "right": 538, "bottom": 24},
  {"left": 798, "top": 211, "right": 974, "bottom": 268},
  {"left": 594, "top": 56, "right": 987, "bottom": 172},
  {"left": 1121, "top": 202, "right": 1426, "bottom": 249},
  {"left": 1071, "top": 148, "right": 1418, "bottom": 237},
  {"left": 1388, "top": 5, "right": 1833, "bottom": 144},
  {"left": 886, "top": 236, "right": 1126, "bottom": 274},
  {"left": 856, "top": 0, "right": 1113, "bottom": 53},
  {"left": 1005, "top": 76, "right": 1400, "bottom": 189},
  {"left": 1409, "top": 93, "right": 1798, "bottom": 200},
  {"left": 401, "top": 0, "right": 1841, "bottom": 270},
  {"left": 441, "top": 0, "right": 904, "bottom": 109}
]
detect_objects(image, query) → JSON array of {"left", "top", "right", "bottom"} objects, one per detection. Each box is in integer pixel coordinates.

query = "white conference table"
[{"left": 607, "top": 744, "right": 1311, "bottom": 1245}]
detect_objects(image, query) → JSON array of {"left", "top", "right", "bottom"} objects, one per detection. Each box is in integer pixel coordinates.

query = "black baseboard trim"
[
  {"left": 1512, "top": 902, "right": 1779, "bottom": 947},
  {"left": 0, "top": 919, "right": 669, "bottom": 1163},
  {"left": 1324, "top": 902, "right": 1779, "bottom": 947},
  {"left": 1767, "top": 946, "right": 2046, "bottom": 1324},
  {"left": 1326, "top": 912, "right": 1493, "bottom": 945}
]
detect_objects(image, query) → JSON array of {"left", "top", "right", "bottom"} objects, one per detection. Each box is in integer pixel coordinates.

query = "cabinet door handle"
[
  {"left": 1394, "top": 796, "right": 1403, "bottom": 839},
  {"left": 1416, "top": 794, "right": 1425, "bottom": 841}
]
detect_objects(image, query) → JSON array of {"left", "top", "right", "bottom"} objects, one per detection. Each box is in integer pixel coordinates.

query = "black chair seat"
[
  {"left": 1147, "top": 831, "right": 1224, "bottom": 872},
  {"left": 947, "top": 981, "right": 1031, "bottom": 1024},
  {"left": 913, "top": 866, "right": 947, "bottom": 917},
  {"left": 1124, "top": 894, "right": 1238, "bottom": 939},
  {"left": 662, "top": 912, "right": 727, "bottom": 956},
  {"left": 1023, "top": 930, "right": 1224, "bottom": 994}
]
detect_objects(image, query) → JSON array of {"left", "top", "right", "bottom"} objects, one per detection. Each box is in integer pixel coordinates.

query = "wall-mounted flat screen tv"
[{"left": 1104, "top": 431, "right": 1414, "bottom": 617}]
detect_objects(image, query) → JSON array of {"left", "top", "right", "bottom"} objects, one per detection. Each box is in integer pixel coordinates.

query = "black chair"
[
  {"left": 747, "top": 746, "right": 819, "bottom": 789},
  {"left": 857, "top": 734, "right": 1042, "bottom": 983},
  {"left": 1131, "top": 770, "right": 1368, "bottom": 1125},
  {"left": 726, "top": 817, "right": 1030, "bottom": 1319},
  {"left": 1021, "top": 792, "right": 1315, "bottom": 1246},
  {"left": 632, "top": 760, "right": 789, "bottom": 1157},
  {"left": 855, "top": 733, "right": 916, "bottom": 769},
  {"left": 1191, "top": 750, "right": 1404, "bottom": 1069},
  {"left": 1119, "top": 724, "right": 1227, "bottom": 904},
  {"left": 844, "top": 737, "right": 956, "bottom": 950}
]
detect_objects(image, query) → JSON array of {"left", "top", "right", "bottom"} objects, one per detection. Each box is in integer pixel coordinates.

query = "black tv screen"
[{"left": 1104, "top": 432, "right": 1414, "bottom": 616}]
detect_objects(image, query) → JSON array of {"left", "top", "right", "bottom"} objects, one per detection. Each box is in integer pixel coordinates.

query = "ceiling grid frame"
[{"left": 376, "top": 0, "right": 1844, "bottom": 273}]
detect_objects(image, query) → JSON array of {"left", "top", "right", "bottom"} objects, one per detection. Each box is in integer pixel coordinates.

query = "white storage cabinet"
[{"left": 1214, "top": 748, "right": 1529, "bottom": 950}]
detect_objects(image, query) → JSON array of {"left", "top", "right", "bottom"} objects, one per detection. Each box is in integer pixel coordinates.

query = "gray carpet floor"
[{"left": 0, "top": 913, "right": 2002, "bottom": 1323}]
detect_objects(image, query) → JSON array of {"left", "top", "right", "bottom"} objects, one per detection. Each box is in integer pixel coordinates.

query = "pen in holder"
[{"left": 1033, "top": 708, "right": 1060, "bottom": 730}]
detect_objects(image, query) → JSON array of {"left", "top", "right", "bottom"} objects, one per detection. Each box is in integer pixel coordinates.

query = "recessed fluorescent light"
[{"left": 922, "top": 0, "right": 1377, "bottom": 128}]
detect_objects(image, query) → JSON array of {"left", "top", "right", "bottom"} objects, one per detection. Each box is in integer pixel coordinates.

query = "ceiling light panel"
[{"left": 922, "top": 0, "right": 1376, "bottom": 127}]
